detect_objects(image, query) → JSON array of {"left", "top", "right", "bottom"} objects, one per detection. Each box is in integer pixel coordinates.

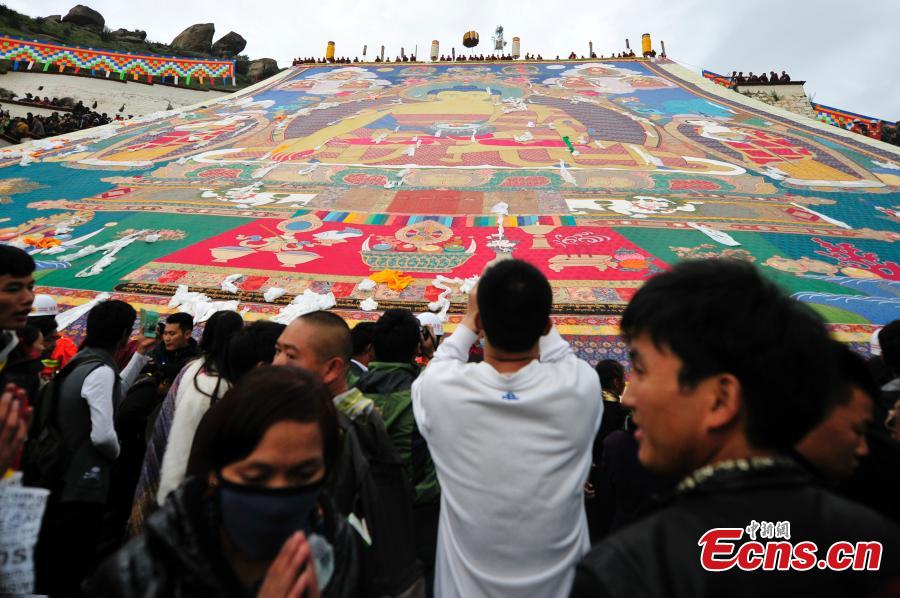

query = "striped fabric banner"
[
  {"left": 0, "top": 35, "right": 236, "bottom": 82},
  {"left": 313, "top": 210, "right": 578, "bottom": 228}
]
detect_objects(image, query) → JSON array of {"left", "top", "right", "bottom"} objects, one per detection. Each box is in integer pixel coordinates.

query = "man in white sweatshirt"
[{"left": 411, "top": 259, "right": 602, "bottom": 598}]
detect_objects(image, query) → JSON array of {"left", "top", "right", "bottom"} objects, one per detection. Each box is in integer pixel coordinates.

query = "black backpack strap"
[{"left": 37, "top": 354, "right": 108, "bottom": 433}]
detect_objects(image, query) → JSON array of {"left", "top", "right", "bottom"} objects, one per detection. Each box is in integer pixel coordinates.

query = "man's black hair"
[
  {"left": 297, "top": 310, "right": 353, "bottom": 363},
  {"left": 830, "top": 340, "right": 880, "bottom": 406},
  {"left": 373, "top": 309, "right": 420, "bottom": 363},
  {"left": 84, "top": 300, "right": 137, "bottom": 351},
  {"left": 28, "top": 315, "right": 57, "bottom": 338},
  {"left": 165, "top": 312, "right": 194, "bottom": 333},
  {"left": 620, "top": 259, "right": 836, "bottom": 452},
  {"left": 477, "top": 259, "right": 552, "bottom": 353},
  {"left": 18, "top": 325, "right": 41, "bottom": 348},
  {"left": 351, "top": 321, "right": 375, "bottom": 357},
  {"left": 0, "top": 245, "right": 35, "bottom": 277},
  {"left": 224, "top": 320, "right": 286, "bottom": 384},
  {"left": 879, "top": 320, "right": 900, "bottom": 375},
  {"left": 595, "top": 359, "right": 625, "bottom": 390}
]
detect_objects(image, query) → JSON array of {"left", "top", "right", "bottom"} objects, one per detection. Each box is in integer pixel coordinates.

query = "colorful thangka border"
[{"left": 0, "top": 35, "right": 235, "bottom": 83}]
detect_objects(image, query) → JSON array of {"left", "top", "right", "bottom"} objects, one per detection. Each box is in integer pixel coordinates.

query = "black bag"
[
  {"left": 22, "top": 354, "right": 104, "bottom": 489},
  {"left": 338, "top": 414, "right": 423, "bottom": 596}
]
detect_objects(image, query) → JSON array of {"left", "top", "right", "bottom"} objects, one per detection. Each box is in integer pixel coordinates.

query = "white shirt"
[
  {"left": 157, "top": 359, "right": 230, "bottom": 505},
  {"left": 412, "top": 325, "right": 602, "bottom": 598},
  {"left": 81, "top": 351, "right": 149, "bottom": 460}
]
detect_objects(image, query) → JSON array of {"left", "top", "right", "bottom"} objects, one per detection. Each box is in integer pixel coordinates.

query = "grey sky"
[{"left": 14, "top": 0, "right": 900, "bottom": 120}]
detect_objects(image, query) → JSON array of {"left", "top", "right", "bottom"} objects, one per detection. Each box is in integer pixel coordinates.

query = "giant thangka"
[{"left": 1, "top": 59, "right": 898, "bottom": 359}]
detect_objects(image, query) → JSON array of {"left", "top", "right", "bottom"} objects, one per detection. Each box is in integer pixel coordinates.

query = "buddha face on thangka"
[
  {"left": 277, "top": 67, "right": 392, "bottom": 95},
  {"left": 542, "top": 64, "right": 676, "bottom": 94}
]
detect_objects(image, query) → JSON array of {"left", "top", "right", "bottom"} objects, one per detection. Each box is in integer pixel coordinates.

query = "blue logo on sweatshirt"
[{"left": 501, "top": 392, "right": 520, "bottom": 402}]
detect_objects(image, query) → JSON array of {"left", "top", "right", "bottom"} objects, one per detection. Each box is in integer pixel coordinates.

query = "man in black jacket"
[
  {"left": 34, "top": 300, "right": 155, "bottom": 597},
  {"left": 795, "top": 341, "right": 900, "bottom": 523},
  {"left": 572, "top": 259, "right": 900, "bottom": 598},
  {"left": 149, "top": 312, "right": 199, "bottom": 377},
  {"left": 0, "top": 245, "right": 35, "bottom": 473},
  {"left": 272, "top": 311, "right": 423, "bottom": 596}
]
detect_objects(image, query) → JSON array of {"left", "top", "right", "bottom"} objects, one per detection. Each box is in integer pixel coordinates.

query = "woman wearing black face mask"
[{"left": 89, "top": 366, "right": 363, "bottom": 598}]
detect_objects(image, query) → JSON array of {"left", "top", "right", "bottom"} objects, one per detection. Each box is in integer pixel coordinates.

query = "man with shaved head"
[
  {"left": 275, "top": 311, "right": 359, "bottom": 406},
  {"left": 273, "top": 311, "right": 423, "bottom": 595}
]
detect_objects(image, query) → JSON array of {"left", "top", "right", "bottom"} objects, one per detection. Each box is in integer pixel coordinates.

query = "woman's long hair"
[{"left": 194, "top": 310, "right": 244, "bottom": 401}]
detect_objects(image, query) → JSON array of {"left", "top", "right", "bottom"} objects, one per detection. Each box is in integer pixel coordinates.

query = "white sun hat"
[{"left": 29, "top": 294, "right": 59, "bottom": 317}]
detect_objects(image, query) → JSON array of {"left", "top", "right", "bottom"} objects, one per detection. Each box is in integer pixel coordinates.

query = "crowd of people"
[
  {"left": 0, "top": 97, "right": 128, "bottom": 142},
  {"left": 878, "top": 122, "right": 900, "bottom": 147},
  {"left": 730, "top": 70, "right": 793, "bottom": 85},
  {"left": 11, "top": 92, "right": 74, "bottom": 110},
  {"left": 436, "top": 54, "right": 517, "bottom": 62},
  {"left": 290, "top": 51, "right": 655, "bottom": 66},
  {"left": 1, "top": 243, "right": 899, "bottom": 597},
  {"left": 292, "top": 57, "right": 365, "bottom": 65}
]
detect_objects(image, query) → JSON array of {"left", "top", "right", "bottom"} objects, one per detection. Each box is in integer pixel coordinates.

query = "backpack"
[
  {"left": 333, "top": 414, "right": 423, "bottom": 596},
  {"left": 22, "top": 354, "right": 105, "bottom": 490}
]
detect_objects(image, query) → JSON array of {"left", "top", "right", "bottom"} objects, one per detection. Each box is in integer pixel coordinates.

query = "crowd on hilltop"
[
  {"left": 1, "top": 242, "right": 899, "bottom": 598},
  {"left": 438, "top": 53, "right": 516, "bottom": 61},
  {"left": 837, "top": 119, "right": 900, "bottom": 146},
  {"left": 730, "top": 70, "right": 793, "bottom": 85},
  {"left": 292, "top": 57, "right": 363, "bottom": 65},
  {"left": 0, "top": 97, "right": 132, "bottom": 143},
  {"left": 290, "top": 50, "right": 655, "bottom": 66},
  {"left": 877, "top": 122, "right": 900, "bottom": 147}
]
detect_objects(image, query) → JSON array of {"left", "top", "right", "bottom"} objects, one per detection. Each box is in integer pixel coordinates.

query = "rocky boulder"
[
  {"left": 43, "top": 15, "right": 62, "bottom": 23},
  {"left": 61, "top": 5, "right": 105, "bottom": 29},
  {"left": 111, "top": 28, "right": 147, "bottom": 41},
  {"left": 171, "top": 23, "right": 215, "bottom": 53},
  {"left": 211, "top": 31, "right": 246, "bottom": 57},
  {"left": 247, "top": 58, "right": 278, "bottom": 82}
]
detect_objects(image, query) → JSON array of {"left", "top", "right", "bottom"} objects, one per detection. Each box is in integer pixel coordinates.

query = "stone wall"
[{"left": 734, "top": 83, "right": 816, "bottom": 120}]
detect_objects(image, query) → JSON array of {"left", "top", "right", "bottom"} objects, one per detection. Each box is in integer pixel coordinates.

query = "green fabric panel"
[
  {"left": 38, "top": 213, "right": 247, "bottom": 292},
  {"left": 615, "top": 227, "right": 862, "bottom": 297}
]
